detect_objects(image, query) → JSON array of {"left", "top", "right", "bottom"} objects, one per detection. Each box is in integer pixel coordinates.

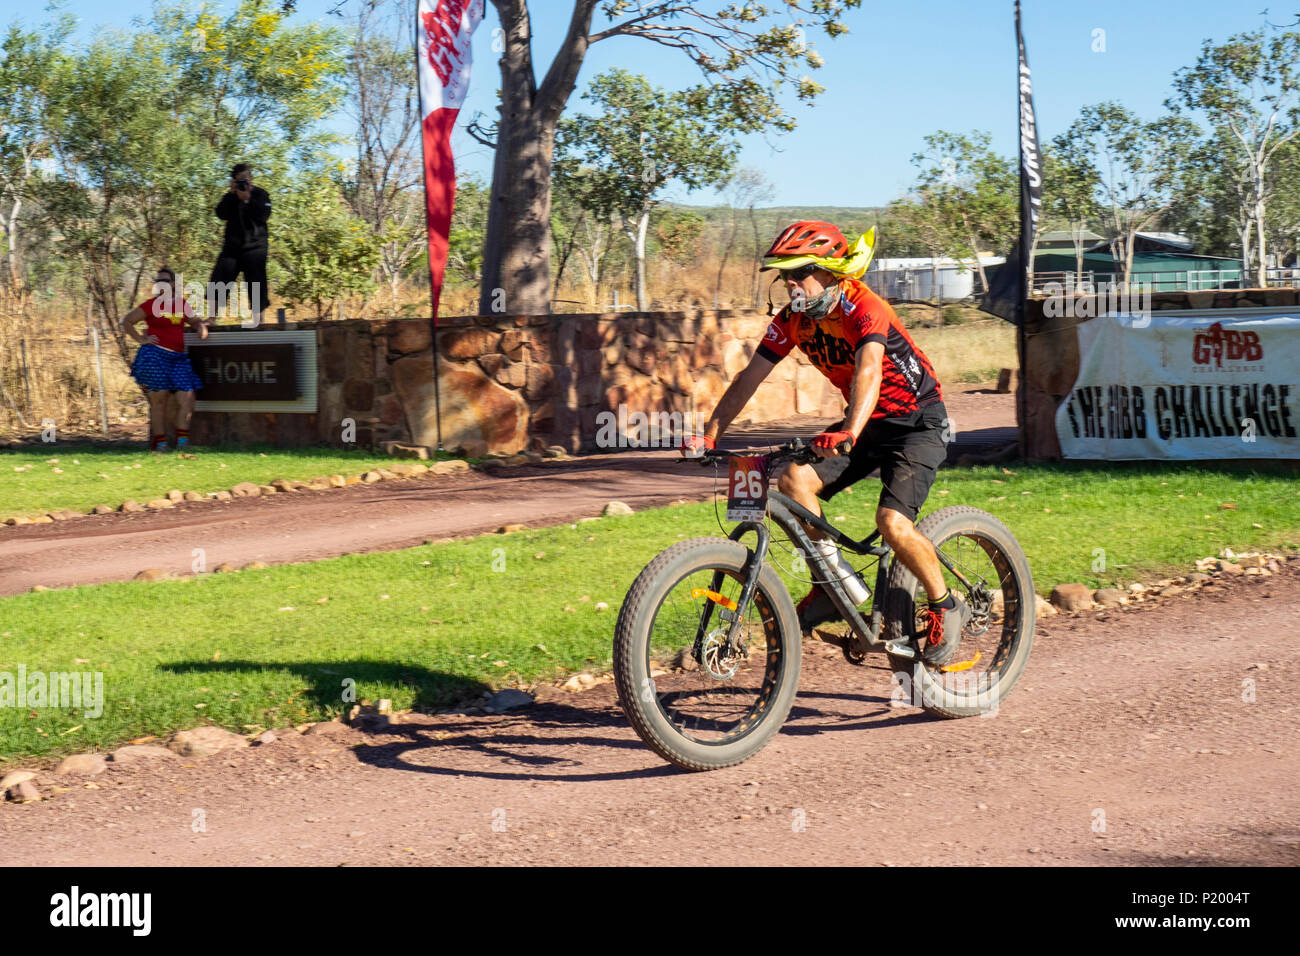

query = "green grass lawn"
[
  {"left": 2, "top": 459, "right": 1298, "bottom": 761},
  {"left": 0, "top": 444, "right": 463, "bottom": 518}
]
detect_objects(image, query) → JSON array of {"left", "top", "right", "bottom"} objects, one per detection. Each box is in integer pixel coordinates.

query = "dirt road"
[
  {"left": 0, "top": 387, "right": 1015, "bottom": 595},
  {"left": 3, "top": 561, "right": 1295, "bottom": 866}
]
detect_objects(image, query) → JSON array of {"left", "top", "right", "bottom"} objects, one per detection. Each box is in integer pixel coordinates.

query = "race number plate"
[{"left": 726, "top": 455, "right": 768, "bottom": 522}]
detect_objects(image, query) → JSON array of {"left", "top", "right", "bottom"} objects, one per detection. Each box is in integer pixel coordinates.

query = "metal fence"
[{"left": 1031, "top": 266, "right": 1300, "bottom": 295}]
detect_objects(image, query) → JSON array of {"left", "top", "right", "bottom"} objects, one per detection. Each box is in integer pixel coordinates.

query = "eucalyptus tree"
[
  {"left": 553, "top": 69, "right": 738, "bottom": 311},
  {"left": 1167, "top": 28, "right": 1300, "bottom": 286},
  {"left": 478, "top": 0, "right": 864, "bottom": 314}
]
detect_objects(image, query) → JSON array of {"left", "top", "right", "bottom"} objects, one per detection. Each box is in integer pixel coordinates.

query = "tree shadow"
[
  {"left": 159, "top": 657, "right": 492, "bottom": 713},
  {"left": 1102, "top": 826, "right": 1300, "bottom": 866}
]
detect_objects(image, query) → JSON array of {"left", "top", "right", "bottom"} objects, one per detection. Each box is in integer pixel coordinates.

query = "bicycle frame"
[
  {"left": 691, "top": 490, "right": 978, "bottom": 663},
  {"left": 687, "top": 489, "right": 894, "bottom": 662}
]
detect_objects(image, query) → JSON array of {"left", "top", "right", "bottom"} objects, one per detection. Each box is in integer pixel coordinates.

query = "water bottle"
[{"left": 812, "top": 538, "right": 870, "bottom": 607}]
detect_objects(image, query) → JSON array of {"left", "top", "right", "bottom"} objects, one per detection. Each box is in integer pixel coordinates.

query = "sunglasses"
[{"left": 780, "top": 264, "right": 818, "bottom": 281}]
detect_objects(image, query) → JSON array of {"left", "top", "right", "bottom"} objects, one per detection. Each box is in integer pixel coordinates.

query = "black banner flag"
[{"left": 980, "top": 0, "right": 1042, "bottom": 325}]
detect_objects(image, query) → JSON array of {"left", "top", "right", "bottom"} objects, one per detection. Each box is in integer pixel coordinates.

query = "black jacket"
[{"left": 215, "top": 186, "right": 272, "bottom": 255}]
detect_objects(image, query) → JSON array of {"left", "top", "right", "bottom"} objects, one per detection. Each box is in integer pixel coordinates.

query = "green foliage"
[
  {"left": 912, "top": 129, "right": 1017, "bottom": 256},
  {"left": 1166, "top": 28, "right": 1300, "bottom": 279},
  {"left": 0, "top": 443, "right": 458, "bottom": 518},
  {"left": 7, "top": 0, "right": 349, "bottom": 337},
  {"left": 653, "top": 208, "right": 707, "bottom": 265},
  {"left": 555, "top": 68, "right": 742, "bottom": 308},
  {"left": 1063, "top": 102, "right": 1201, "bottom": 282},
  {"left": 941, "top": 305, "right": 966, "bottom": 325},
  {"left": 447, "top": 173, "right": 489, "bottom": 288},
  {"left": 4, "top": 459, "right": 1300, "bottom": 760},
  {"left": 271, "top": 165, "right": 383, "bottom": 317},
  {"left": 555, "top": 69, "right": 740, "bottom": 224}
]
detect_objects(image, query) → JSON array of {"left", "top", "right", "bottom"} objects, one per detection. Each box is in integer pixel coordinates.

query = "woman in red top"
[{"left": 121, "top": 266, "right": 209, "bottom": 451}]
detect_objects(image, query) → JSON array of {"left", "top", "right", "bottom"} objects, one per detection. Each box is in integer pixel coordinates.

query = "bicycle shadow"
[
  {"left": 159, "top": 657, "right": 940, "bottom": 782},
  {"left": 346, "top": 687, "right": 939, "bottom": 782}
]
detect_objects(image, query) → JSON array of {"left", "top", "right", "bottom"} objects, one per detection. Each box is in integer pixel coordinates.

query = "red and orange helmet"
[{"left": 761, "top": 220, "right": 876, "bottom": 278}]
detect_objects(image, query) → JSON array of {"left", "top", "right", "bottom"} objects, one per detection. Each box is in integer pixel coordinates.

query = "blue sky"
[{"left": 5, "top": 0, "right": 1289, "bottom": 206}]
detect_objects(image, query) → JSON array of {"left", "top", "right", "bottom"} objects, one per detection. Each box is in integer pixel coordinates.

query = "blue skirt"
[{"left": 131, "top": 343, "right": 203, "bottom": 392}]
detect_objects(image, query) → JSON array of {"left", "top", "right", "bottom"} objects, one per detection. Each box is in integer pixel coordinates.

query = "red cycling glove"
[
  {"left": 812, "top": 430, "right": 855, "bottom": 453},
  {"left": 681, "top": 435, "right": 716, "bottom": 458}
]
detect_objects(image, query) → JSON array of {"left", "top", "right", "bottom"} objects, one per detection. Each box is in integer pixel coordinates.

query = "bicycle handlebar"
[{"left": 679, "top": 437, "right": 832, "bottom": 467}]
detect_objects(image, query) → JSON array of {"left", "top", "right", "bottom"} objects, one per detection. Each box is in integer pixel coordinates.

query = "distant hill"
[{"left": 664, "top": 204, "right": 882, "bottom": 237}]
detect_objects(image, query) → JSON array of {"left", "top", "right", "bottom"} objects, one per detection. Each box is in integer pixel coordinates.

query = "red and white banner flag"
[{"left": 416, "top": 0, "right": 484, "bottom": 320}]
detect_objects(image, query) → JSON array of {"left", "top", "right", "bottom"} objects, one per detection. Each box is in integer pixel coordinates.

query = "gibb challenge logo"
[{"left": 1192, "top": 321, "right": 1263, "bottom": 369}]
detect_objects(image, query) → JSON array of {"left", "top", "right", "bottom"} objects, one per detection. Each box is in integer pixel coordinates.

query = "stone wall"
[
  {"left": 191, "top": 310, "right": 844, "bottom": 454},
  {"left": 1021, "top": 288, "right": 1300, "bottom": 459}
]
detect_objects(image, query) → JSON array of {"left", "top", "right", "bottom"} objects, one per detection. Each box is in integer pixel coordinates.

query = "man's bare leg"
[
  {"left": 779, "top": 464, "right": 948, "bottom": 602},
  {"left": 147, "top": 390, "right": 169, "bottom": 449},
  {"left": 776, "top": 463, "right": 829, "bottom": 541},
  {"left": 876, "top": 505, "right": 946, "bottom": 600}
]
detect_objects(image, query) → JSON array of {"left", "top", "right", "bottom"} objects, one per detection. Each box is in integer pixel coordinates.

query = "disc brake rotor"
[{"left": 700, "top": 628, "right": 742, "bottom": 680}]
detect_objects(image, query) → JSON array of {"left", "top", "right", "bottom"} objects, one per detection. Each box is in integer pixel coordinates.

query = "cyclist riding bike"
[{"left": 682, "top": 220, "right": 969, "bottom": 664}]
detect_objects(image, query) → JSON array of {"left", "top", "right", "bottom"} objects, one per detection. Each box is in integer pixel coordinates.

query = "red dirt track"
[
  {"left": 6, "top": 384, "right": 1292, "bottom": 866},
  {"left": 1, "top": 562, "right": 1296, "bottom": 865}
]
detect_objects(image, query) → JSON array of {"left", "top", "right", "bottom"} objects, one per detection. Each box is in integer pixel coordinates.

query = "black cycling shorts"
[{"left": 810, "top": 401, "right": 950, "bottom": 521}]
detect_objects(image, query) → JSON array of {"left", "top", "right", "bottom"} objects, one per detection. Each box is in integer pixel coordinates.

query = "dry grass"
[
  {"left": 0, "top": 297, "right": 145, "bottom": 436},
  {"left": 909, "top": 318, "right": 1017, "bottom": 385}
]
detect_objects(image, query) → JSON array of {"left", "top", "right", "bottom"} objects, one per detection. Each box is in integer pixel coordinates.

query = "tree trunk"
[
  {"left": 748, "top": 205, "right": 764, "bottom": 308},
  {"left": 1122, "top": 231, "right": 1137, "bottom": 293},
  {"left": 968, "top": 232, "right": 988, "bottom": 293},
  {"left": 1073, "top": 223, "right": 1085, "bottom": 286},
  {"left": 715, "top": 205, "right": 739, "bottom": 305},
  {"left": 480, "top": 110, "right": 554, "bottom": 315},
  {"left": 632, "top": 205, "right": 650, "bottom": 312},
  {"left": 1255, "top": 189, "right": 1269, "bottom": 287},
  {"left": 1238, "top": 223, "right": 1253, "bottom": 288},
  {"left": 5, "top": 195, "right": 21, "bottom": 292},
  {"left": 479, "top": 0, "right": 598, "bottom": 316}
]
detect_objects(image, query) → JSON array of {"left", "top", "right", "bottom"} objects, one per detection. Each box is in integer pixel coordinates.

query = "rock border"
[{"left": 1037, "top": 547, "right": 1296, "bottom": 617}]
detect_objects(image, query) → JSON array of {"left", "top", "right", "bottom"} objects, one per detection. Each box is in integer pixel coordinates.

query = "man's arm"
[
  {"left": 247, "top": 187, "right": 271, "bottom": 224},
  {"left": 215, "top": 193, "right": 238, "bottom": 220},
  {"left": 703, "top": 352, "right": 776, "bottom": 443},
  {"left": 120, "top": 306, "right": 154, "bottom": 345},
  {"left": 837, "top": 341, "right": 885, "bottom": 445},
  {"left": 184, "top": 304, "right": 209, "bottom": 339}
]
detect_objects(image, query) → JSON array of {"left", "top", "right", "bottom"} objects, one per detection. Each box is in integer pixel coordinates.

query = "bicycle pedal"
[{"left": 883, "top": 640, "right": 917, "bottom": 660}]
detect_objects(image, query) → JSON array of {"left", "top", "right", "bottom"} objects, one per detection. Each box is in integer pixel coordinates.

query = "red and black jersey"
[{"left": 755, "top": 278, "right": 943, "bottom": 422}]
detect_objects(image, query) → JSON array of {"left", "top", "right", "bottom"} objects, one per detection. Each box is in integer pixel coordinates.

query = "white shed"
[{"left": 865, "top": 257, "right": 1006, "bottom": 301}]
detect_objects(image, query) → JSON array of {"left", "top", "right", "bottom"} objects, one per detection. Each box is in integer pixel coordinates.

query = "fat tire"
[
  {"left": 613, "top": 537, "right": 802, "bottom": 771},
  {"left": 884, "top": 506, "right": 1035, "bottom": 718}
]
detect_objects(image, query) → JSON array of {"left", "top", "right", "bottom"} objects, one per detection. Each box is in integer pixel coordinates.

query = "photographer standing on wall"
[{"left": 210, "top": 162, "right": 272, "bottom": 323}]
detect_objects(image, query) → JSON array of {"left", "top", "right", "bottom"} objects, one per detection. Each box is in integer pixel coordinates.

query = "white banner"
[
  {"left": 1056, "top": 312, "right": 1300, "bottom": 459},
  {"left": 416, "top": 0, "right": 484, "bottom": 116}
]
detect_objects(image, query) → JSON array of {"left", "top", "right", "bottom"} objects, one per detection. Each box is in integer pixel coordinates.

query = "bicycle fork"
[{"left": 691, "top": 521, "right": 771, "bottom": 665}]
